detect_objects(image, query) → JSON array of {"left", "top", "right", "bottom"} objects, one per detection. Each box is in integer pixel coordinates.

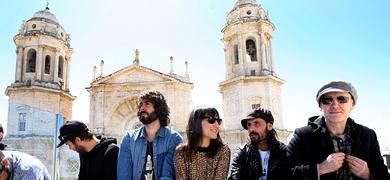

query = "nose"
[{"left": 139, "top": 104, "right": 146, "bottom": 111}]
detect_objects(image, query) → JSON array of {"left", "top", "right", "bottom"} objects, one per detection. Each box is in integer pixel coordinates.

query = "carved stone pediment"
[{"left": 93, "top": 65, "right": 182, "bottom": 85}]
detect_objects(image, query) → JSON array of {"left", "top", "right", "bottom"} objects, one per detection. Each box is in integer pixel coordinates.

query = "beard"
[
  {"left": 137, "top": 111, "right": 158, "bottom": 125},
  {"left": 249, "top": 130, "right": 269, "bottom": 145},
  {"left": 74, "top": 144, "right": 88, "bottom": 154}
]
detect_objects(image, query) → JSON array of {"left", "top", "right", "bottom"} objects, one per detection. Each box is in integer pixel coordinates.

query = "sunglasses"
[
  {"left": 320, "top": 96, "right": 350, "bottom": 105},
  {"left": 203, "top": 116, "right": 222, "bottom": 125}
]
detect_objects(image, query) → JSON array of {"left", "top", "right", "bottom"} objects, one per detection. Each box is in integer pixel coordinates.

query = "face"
[
  {"left": 320, "top": 92, "right": 355, "bottom": 125},
  {"left": 0, "top": 132, "right": 3, "bottom": 141},
  {"left": 65, "top": 138, "right": 87, "bottom": 154},
  {"left": 137, "top": 100, "right": 158, "bottom": 125},
  {"left": 246, "top": 118, "right": 272, "bottom": 144},
  {"left": 0, "top": 164, "right": 8, "bottom": 180},
  {"left": 201, "top": 116, "right": 221, "bottom": 141}
]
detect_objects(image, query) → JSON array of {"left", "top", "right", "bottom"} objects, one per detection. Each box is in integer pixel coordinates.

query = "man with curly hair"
[{"left": 117, "top": 90, "right": 183, "bottom": 180}]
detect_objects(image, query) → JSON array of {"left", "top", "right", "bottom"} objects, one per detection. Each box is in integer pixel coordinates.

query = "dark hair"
[
  {"left": 182, "top": 107, "right": 223, "bottom": 161},
  {"left": 246, "top": 108, "right": 279, "bottom": 145},
  {"left": 138, "top": 90, "right": 170, "bottom": 126},
  {"left": 68, "top": 131, "right": 94, "bottom": 143},
  {"left": 0, "top": 124, "right": 3, "bottom": 133},
  {"left": 267, "top": 128, "right": 279, "bottom": 146}
]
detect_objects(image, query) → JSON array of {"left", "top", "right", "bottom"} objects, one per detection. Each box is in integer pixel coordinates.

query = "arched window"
[
  {"left": 44, "top": 55, "right": 51, "bottom": 74},
  {"left": 246, "top": 39, "right": 257, "bottom": 62},
  {"left": 26, "top": 49, "right": 36, "bottom": 73},
  {"left": 58, "top": 56, "right": 64, "bottom": 78},
  {"left": 18, "top": 112, "right": 26, "bottom": 131},
  {"left": 234, "top": 45, "right": 239, "bottom": 64}
]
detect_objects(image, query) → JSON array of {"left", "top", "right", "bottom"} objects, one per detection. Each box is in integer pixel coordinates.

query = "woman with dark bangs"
[{"left": 174, "top": 107, "right": 231, "bottom": 180}]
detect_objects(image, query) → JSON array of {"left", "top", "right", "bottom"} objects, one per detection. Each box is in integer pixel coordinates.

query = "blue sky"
[{"left": 1, "top": 0, "right": 389, "bottom": 149}]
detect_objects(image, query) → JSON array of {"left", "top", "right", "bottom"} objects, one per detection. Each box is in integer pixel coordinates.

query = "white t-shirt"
[{"left": 259, "top": 150, "right": 270, "bottom": 180}]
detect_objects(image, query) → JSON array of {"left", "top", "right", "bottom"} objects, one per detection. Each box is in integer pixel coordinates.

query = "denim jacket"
[{"left": 117, "top": 127, "right": 183, "bottom": 180}]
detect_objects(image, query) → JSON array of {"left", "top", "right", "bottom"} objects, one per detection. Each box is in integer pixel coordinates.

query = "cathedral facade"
[
  {"left": 4, "top": 0, "right": 289, "bottom": 179},
  {"left": 87, "top": 55, "right": 193, "bottom": 143}
]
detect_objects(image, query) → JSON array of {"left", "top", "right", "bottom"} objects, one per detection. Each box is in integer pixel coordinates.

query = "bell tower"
[
  {"left": 4, "top": 6, "right": 75, "bottom": 177},
  {"left": 220, "top": 0, "right": 285, "bottom": 132}
]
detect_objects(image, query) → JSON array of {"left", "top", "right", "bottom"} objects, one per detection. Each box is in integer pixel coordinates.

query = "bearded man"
[
  {"left": 229, "top": 108, "right": 290, "bottom": 180},
  {"left": 117, "top": 90, "right": 183, "bottom": 180},
  {"left": 57, "top": 120, "right": 119, "bottom": 180}
]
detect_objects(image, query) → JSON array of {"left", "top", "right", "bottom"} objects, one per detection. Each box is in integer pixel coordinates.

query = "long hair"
[
  {"left": 138, "top": 90, "right": 170, "bottom": 126},
  {"left": 182, "top": 107, "right": 223, "bottom": 161}
]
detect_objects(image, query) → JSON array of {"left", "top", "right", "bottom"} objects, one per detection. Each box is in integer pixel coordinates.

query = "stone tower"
[
  {"left": 219, "top": 0, "right": 288, "bottom": 148},
  {"left": 4, "top": 6, "right": 76, "bottom": 178}
]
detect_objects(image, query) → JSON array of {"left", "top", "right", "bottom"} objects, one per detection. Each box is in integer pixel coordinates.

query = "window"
[
  {"left": 18, "top": 113, "right": 26, "bottom": 131},
  {"left": 234, "top": 45, "right": 239, "bottom": 64},
  {"left": 252, "top": 103, "right": 261, "bottom": 110},
  {"left": 44, "top": 55, "right": 51, "bottom": 74},
  {"left": 246, "top": 39, "right": 257, "bottom": 62},
  {"left": 26, "top": 49, "right": 36, "bottom": 73},
  {"left": 58, "top": 56, "right": 64, "bottom": 78},
  {"left": 250, "top": 70, "right": 256, "bottom": 76}
]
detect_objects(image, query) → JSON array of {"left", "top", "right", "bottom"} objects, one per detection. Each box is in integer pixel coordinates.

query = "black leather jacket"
[
  {"left": 287, "top": 116, "right": 390, "bottom": 180},
  {"left": 229, "top": 139, "right": 289, "bottom": 180}
]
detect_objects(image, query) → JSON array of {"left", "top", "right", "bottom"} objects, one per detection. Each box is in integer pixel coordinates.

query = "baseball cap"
[
  {"left": 57, "top": 121, "right": 88, "bottom": 148},
  {"left": 241, "top": 108, "right": 274, "bottom": 129},
  {"left": 316, "top": 81, "right": 358, "bottom": 105}
]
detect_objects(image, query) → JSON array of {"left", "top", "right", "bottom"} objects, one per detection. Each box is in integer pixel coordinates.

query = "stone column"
[
  {"left": 53, "top": 49, "right": 60, "bottom": 83},
  {"left": 65, "top": 56, "right": 71, "bottom": 90},
  {"left": 239, "top": 34, "right": 245, "bottom": 76},
  {"left": 255, "top": 36, "right": 261, "bottom": 75},
  {"left": 260, "top": 33, "right": 267, "bottom": 71},
  {"left": 15, "top": 47, "right": 24, "bottom": 82},
  {"left": 269, "top": 39, "right": 275, "bottom": 74},
  {"left": 36, "top": 45, "right": 43, "bottom": 81}
]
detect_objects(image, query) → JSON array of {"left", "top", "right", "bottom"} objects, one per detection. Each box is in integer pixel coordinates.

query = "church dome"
[
  {"left": 16, "top": 6, "right": 70, "bottom": 45},
  {"left": 235, "top": 0, "right": 257, "bottom": 7},
  {"left": 225, "top": 0, "right": 271, "bottom": 26},
  {"left": 32, "top": 8, "right": 59, "bottom": 24}
]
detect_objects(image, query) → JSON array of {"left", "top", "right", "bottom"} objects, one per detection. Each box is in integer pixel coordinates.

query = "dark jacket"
[
  {"left": 229, "top": 139, "right": 289, "bottom": 180},
  {"left": 78, "top": 136, "right": 119, "bottom": 180},
  {"left": 287, "top": 116, "right": 390, "bottom": 180}
]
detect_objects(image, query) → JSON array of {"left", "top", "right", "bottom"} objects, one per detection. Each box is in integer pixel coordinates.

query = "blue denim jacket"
[{"left": 117, "top": 127, "right": 183, "bottom": 180}]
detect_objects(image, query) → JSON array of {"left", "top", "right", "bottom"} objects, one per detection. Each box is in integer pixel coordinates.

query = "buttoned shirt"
[
  {"left": 117, "top": 127, "right": 182, "bottom": 180},
  {"left": 3, "top": 151, "right": 51, "bottom": 180}
]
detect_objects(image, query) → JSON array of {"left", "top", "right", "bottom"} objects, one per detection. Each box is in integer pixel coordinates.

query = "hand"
[
  {"left": 318, "top": 152, "right": 346, "bottom": 175},
  {"left": 346, "top": 155, "right": 370, "bottom": 180}
]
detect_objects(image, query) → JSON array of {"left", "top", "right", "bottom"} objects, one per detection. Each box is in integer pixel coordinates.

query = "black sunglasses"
[
  {"left": 203, "top": 116, "right": 222, "bottom": 125},
  {"left": 320, "top": 96, "right": 350, "bottom": 105}
]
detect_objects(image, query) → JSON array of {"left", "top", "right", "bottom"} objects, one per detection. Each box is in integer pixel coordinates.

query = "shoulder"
[
  {"left": 294, "top": 125, "right": 315, "bottom": 135},
  {"left": 175, "top": 143, "right": 187, "bottom": 153},
  {"left": 275, "top": 140, "right": 287, "bottom": 150},
  {"left": 350, "top": 120, "right": 377, "bottom": 138},
  {"left": 123, "top": 128, "right": 143, "bottom": 139},
  {"left": 174, "top": 143, "right": 187, "bottom": 158},
  {"left": 161, "top": 127, "right": 183, "bottom": 140},
  {"left": 218, "top": 144, "right": 231, "bottom": 156},
  {"left": 221, "top": 144, "right": 230, "bottom": 151}
]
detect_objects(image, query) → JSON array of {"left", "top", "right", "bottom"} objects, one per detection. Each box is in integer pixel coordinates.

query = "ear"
[
  {"left": 267, "top": 123, "right": 273, "bottom": 131},
  {"left": 75, "top": 137, "right": 82, "bottom": 143},
  {"left": 2, "top": 159, "right": 9, "bottom": 166}
]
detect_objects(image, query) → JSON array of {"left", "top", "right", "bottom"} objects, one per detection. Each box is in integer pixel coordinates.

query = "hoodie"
[{"left": 78, "top": 136, "right": 119, "bottom": 180}]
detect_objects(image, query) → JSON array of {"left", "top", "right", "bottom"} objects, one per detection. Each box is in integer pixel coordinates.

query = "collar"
[
  {"left": 312, "top": 116, "right": 356, "bottom": 136},
  {"left": 136, "top": 126, "right": 168, "bottom": 140}
]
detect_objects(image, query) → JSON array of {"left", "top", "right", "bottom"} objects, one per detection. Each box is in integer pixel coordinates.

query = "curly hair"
[
  {"left": 182, "top": 107, "right": 223, "bottom": 161},
  {"left": 138, "top": 90, "right": 170, "bottom": 126}
]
